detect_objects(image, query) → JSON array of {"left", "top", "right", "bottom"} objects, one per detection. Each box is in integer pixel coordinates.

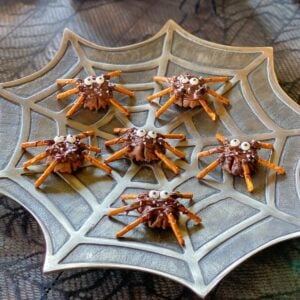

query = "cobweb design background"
[{"left": 0, "top": 21, "right": 299, "bottom": 297}]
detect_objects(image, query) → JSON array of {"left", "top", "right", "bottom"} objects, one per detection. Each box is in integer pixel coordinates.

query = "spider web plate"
[{"left": 0, "top": 20, "right": 299, "bottom": 298}]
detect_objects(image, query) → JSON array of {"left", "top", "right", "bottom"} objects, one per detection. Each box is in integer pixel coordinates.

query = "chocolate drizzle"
[
  {"left": 168, "top": 74, "right": 208, "bottom": 108},
  {"left": 76, "top": 75, "right": 114, "bottom": 111}
]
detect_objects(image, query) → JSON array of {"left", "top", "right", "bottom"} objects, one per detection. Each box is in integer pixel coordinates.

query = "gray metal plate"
[{"left": 0, "top": 20, "right": 299, "bottom": 298}]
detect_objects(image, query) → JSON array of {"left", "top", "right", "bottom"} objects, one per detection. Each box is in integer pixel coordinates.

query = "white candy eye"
[
  {"left": 230, "top": 139, "right": 240, "bottom": 147},
  {"left": 181, "top": 76, "right": 189, "bottom": 84},
  {"left": 147, "top": 131, "right": 157, "bottom": 139},
  {"left": 189, "top": 77, "right": 199, "bottom": 85},
  {"left": 160, "top": 191, "right": 169, "bottom": 199},
  {"left": 84, "top": 76, "right": 93, "bottom": 86},
  {"left": 54, "top": 136, "right": 64, "bottom": 144},
  {"left": 149, "top": 190, "right": 160, "bottom": 199},
  {"left": 136, "top": 129, "right": 147, "bottom": 137},
  {"left": 95, "top": 75, "right": 105, "bottom": 85},
  {"left": 66, "top": 134, "right": 76, "bottom": 143},
  {"left": 240, "top": 141, "right": 251, "bottom": 151}
]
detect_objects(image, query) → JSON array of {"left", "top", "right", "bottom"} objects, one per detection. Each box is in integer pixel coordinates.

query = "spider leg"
[
  {"left": 147, "top": 87, "right": 174, "bottom": 101},
  {"left": 113, "top": 85, "right": 135, "bottom": 97},
  {"left": 257, "top": 142, "right": 274, "bottom": 150},
  {"left": 35, "top": 160, "right": 58, "bottom": 188},
  {"left": 196, "top": 158, "right": 222, "bottom": 179},
  {"left": 76, "top": 131, "right": 95, "bottom": 140},
  {"left": 56, "top": 87, "right": 79, "bottom": 100},
  {"left": 105, "top": 147, "right": 129, "bottom": 163},
  {"left": 160, "top": 133, "right": 186, "bottom": 140},
  {"left": 167, "top": 213, "right": 185, "bottom": 246},
  {"left": 21, "top": 140, "right": 53, "bottom": 149},
  {"left": 155, "top": 95, "right": 176, "bottom": 118},
  {"left": 115, "top": 215, "right": 149, "bottom": 238},
  {"left": 174, "top": 192, "right": 193, "bottom": 199},
  {"left": 163, "top": 142, "right": 185, "bottom": 159},
  {"left": 257, "top": 158, "right": 286, "bottom": 174},
  {"left": 105, "top": 137, "right": 122, "bottom": 147},
  {"left": 83, "top": 154, "right": 111, "bottom": 174},
  {"left": 108, "top": 98, "right": 130, "bottom": 116},
  {"left": 106, "top": 70, "right": 122, "bottom": 78},
  {"left": 203, "top": 76, "right": 229, "bottom": 83},
  {"left": 113, "top": 128, "right": 130, "bottom": 134},
  {"left": 121, "top": 194, "right": 138, "bottom": 201},
  {"left": 215, "top": 133, "right": 226, "bottom": 143},
  {"left": 178, "top": 205, "right": 202, "bottom": 224},
  {"left": 82, "top": 144, "right": 101, "bottom": 153},
  {"left": 198, "top": 98, "right": 216, "bottom": 121},
  {"left": 153, "top": 76, "right": 168, "bottom": 83},
  {"left": 23, "top": 151, "right": 49, "bottom": 168},
  {"left": 56, "top": 79, "right": 77, "bottom": 85},
  {"left": 107, "top": 205, "right": 136, "bottom": 216},
  {"left": 154, "top": 150, "right": 180, "bottom": 174},
  {"left": 66, "top": 95, "right": 85, "bottom": 117},
  {"left": 242, "top": 161, "right": 254, "bottom": 192},
  {"left": 198, "top": 147, "right": 220, "bottom": 158},
  {"left": 206, "top": 88, "right": 230, "bottom": 105}
]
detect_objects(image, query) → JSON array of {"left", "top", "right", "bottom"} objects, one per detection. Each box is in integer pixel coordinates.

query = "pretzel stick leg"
[
  {"left": 21, "top": 140, "right": 52, "bottom": 149},
  {"left": 178, "top": 205, "right": 202, "bottom": 224},
  {"left": 82, "top": 144, "right": 101, "bottom": 153},
  {"left": 113, "top": 85, "right": 135, "bottom": 97},
  {"left": 155, "top": 95, "right": 176, "bottom": 118},
  {"left": 107, "top": 205, "right": 131, "bottom": 216},
  {"left": 121, "top": 194, "right": 138, "bottom": 201},
  {"left": 167, "top": 213, "right": 185, "bottom": 246},
  {"left": 23, "top": 152, "right": 49, "bottom": 168},
  {"left": 163, "top": 142, "right": 185, "bottom": 159},
  {"left": 105, "top": 138, "right": 121, "bottom": 147},
  {"left": 198, "top": 98, "right": 216, "bottom": 121},
  {"left": 35, "top": 160, "right": 58, "bottom": 188},
  {"left": 215, "top": 133, "right": 226, "bottom": 143},
  {"left": 196, "top": 158, "right": 221, "bottom": 179},
  {"left": 83, "top": 154, "right": 111, "bottom": 174},
  {"left": 207, "top": 88, "right": 230, "bottom": 105},
  {"left": 204, "top": 76, "right": 229, "bottom": 83},
  {"left": 242, "top": 162, "right": 254, "bottom": 192},
  {"left": 105, "top": 147, "right": 129, "bottom": 163},
  {"left": 108, "top": 98, "right": 130, "bottom": 116},
  {"left": 257, "top": 142, "right": 274, "bottom": 150},
  {"left": 66, "top": 95, "right": 85, "bottom": 117},
  {"left": 175, "top": 193, "right": 193, "bottom": 199},
  {"left": 113, "top": 128, "right": 130, "bottom": 134},
  {"left": 257, "top": 158, "right": 286, "bottom": 174},
  {"left": 56, "top": 87, "right": 79, "bottom": 100},
  {"left": 198, "top": 147, "right": 220, "bottom": 158},
  {"left": 154, "top": 151, "right": 180, "bottom": 174},
  {"left": 116, "top": 215, "right": 149, "bottom": 238},
  {"left": 56, "top": 79, "right": 77, "bottom": 85},
  {"left": 153, "top": 76, "right": 168, "bottom": 82},
  {"left": 106, "top": 70, "right": 122, "bottom": 78},
  {"left": 147, "top": 87, "right": 173, "bottom": 101},
  {"left": 76, "top": 131, "right": 95, "bottom": 139},
  {"left": 161, "top": 133, "right": 186, "bottom": 140}
]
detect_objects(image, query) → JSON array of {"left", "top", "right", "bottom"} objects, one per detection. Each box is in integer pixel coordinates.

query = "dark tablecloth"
[{"left": 0, "top": 1, "right": 299, "bottom": 299}]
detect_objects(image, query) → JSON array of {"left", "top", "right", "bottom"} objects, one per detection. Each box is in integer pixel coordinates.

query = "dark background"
[{"left": 0, "top": 0, "right": 299, "bottom": 299}]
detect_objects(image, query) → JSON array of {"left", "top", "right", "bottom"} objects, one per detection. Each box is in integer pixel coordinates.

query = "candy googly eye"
[
  {"left": 160, "top": 191, "right": 169, "bottom": 199},
  {"left": 189, "top": 77, "right": 199, "bottom": 85},
  {"left": 240, "top": 141, "right": 250, "bottom": 151},
  {"left": 136, "top": 129, "right": 147, "bottom": 137},
  {"left": 66, "top": 134, "right": 76, "bottom": 143},
  {"left": 84, "top": 76, "right": 94, "bottom": 86},
  {"left": 230, "top": 139, "right": 240, "bottom": 147},
  {"left": 149, "top": 190, "right": 160, "bottom": 199},
  {"left": 181, "top": 76, "right": 189, "bottom": 84},
  {"left": 147, "top": 131, "right": 157, "bottom": 139},
  {"left": 54, "top": 136, "right": 64, "bottom": 144},
  {"left": 95, "top": 75, "right": 105, "bottom": 85}
]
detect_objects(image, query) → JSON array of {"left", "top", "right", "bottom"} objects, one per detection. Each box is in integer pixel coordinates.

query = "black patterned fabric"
[{"left": 0, "top": 1, "right": 299, "bottom": 299}]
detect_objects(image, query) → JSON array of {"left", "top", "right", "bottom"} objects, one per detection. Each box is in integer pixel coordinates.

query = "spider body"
[
  {"left": 148, "top": 73, "right": 230, "bottom": 120},
  {"left": 21, "top": 131, "right": 111, "bottom": 188},
  {"left": 56, "top": 70, "right": 134, "bottom": 117},
  {"left": 105, "top": 128, "right": 186, "bottom": 174},
  {"left": 197, "top": 134, "right": 286, "bottom": 192},
  {"left": 108, "top": 190, "right": 202, "bottom": 246}
]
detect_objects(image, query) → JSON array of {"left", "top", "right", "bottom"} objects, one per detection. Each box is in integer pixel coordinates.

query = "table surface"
[{"left": 0, "top": 1, "right": 299, "bottom": 299}]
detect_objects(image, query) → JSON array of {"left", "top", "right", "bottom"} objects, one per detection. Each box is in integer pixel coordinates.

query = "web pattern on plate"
[{"left": 0, "top": 21, "right": 299, "bottom": 298}]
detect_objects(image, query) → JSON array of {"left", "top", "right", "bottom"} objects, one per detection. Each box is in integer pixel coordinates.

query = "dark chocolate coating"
[
  {"left": 76, "top": 75, "right": 114, "bottom": 110},
  {"left": 168, "top": 74, "right": 208, "bottom": 108}
]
